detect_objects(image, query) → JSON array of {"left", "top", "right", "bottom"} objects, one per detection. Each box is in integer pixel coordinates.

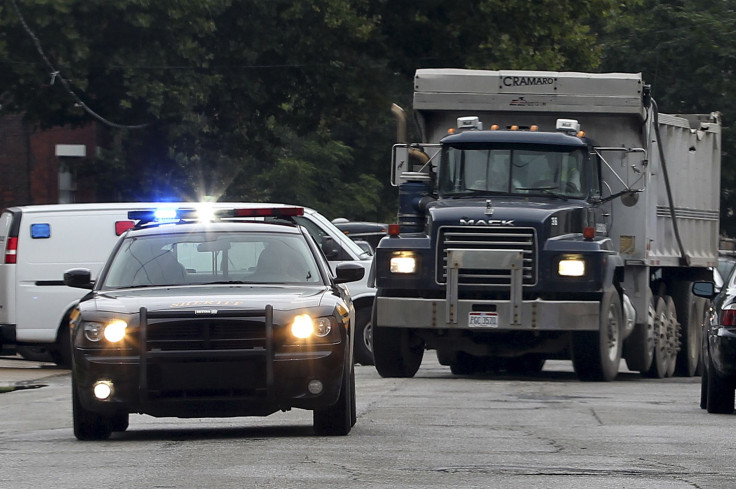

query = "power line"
[{"left": 9, "top": 0, "right": 149, "bottom": 130}]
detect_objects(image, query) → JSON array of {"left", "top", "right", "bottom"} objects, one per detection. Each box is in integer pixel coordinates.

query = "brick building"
[{"left": 0, "top": 114, "right": 99, "bottom": 210}]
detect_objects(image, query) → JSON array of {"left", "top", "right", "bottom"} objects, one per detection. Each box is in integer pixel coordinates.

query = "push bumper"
[{"left": 376, "top": 296, "right": 600, "bottom": 331}]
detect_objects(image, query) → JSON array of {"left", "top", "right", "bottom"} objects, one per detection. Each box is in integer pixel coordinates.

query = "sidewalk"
[{"left": 0, "top": 355, "right": 68, "bottom": 388}]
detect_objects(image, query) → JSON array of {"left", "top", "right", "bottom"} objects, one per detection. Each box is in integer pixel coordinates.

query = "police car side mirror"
[
  {"left": 334, "top": 262, "right": 365, "bottom": 284},
  {"left": 64, "top": 268, "right": 94, "bottom": 290},
  {"left": 321, "top": 236, "right": 341, "bottom": 260}
]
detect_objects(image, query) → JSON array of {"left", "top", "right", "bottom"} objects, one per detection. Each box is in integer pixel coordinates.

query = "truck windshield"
[{"left": 438, "top": 145, "right": 587, "bottom": 199}]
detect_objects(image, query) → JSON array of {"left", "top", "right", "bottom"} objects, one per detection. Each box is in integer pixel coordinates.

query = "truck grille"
[{"left": 436, "top": 226, "right": 537, "bottom": 286}]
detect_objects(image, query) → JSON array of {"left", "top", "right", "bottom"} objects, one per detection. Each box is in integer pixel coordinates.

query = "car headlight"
[
  {"left": 390, "top": 251, "right": 417, "bottom": 274},
  {"left": 82, "top": 319, "right": 128, "bottom": 343},
  {"left": 290, "top": 314, "right": 335, "bottom": 340},
  {"left": 558, "top": 258, "right": 585, "bottom": 277}
]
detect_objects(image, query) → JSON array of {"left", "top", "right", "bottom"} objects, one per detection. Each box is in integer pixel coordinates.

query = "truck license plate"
[{"left": 468, "top": 312, "right": 498, "bottom": 328}]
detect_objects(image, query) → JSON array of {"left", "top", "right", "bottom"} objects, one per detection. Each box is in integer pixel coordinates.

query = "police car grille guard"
[
  {"left": 138, "top": 306, "right": 275, "bottom": 402},
  {"left": 436, "top": 226, "right": 537, "bottom": 287}
]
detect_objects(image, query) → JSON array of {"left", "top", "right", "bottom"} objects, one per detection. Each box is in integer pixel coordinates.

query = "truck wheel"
[
  {"left": 646, "top": 296, "right": 675, "bottom": 379},
  {"left": 353, "top": 307, "right": 374, "bottom": 366},
  {"left": 72, "top": 378, "right": 113, "bottom": 441},
  {"left": 663, "top": 297, "right": 679, "bottom": 378},
  {"left": 313, "top": 364, "right": 354, "bottom": 436},
  {"left": 673, "top": 282, "right": 702, "bottom": 377},
  {"left": 449, "top": 352, "right": 480, "bottom": 375},
  {"left": 571, "top": 288, "right": 623, "bottom": 381},
  {"left": 371, "top": 299, "right": 424, "bottom": 378},
  {"left": 624, "top": 296, "right": 655, "bottom": 373},
  {"left": 373, "top": 325, "right": 424, "bottom": 378},
  {"left": 706, "top": 353, "right": 735, "bottom": 414},
  {"left": 505, "top": 355, "right": 546, "bottom": 375}
]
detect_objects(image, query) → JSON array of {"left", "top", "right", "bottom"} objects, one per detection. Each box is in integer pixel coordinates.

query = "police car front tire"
[{"left": 72, "top": 378, "right": 113, "bottom": 441}]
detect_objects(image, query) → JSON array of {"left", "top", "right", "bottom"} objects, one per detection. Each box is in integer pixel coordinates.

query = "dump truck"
[{"left": 371, "top": 69, "right": 721, "bottom": 381}]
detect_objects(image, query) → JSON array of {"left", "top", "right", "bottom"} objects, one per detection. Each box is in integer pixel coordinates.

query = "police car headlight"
[
  {"left": 558, "top": 258, "right": 585, "bottom": 277},
  {"left": 390, "top": 252, "right": 417, "bottom": 274},
  {"left": 103, "top": 319, "right": 128, "bottom": 343},
  {"left": 290, "top": 315, "right": 335, "bottom": 339},
  {"left": 83, "top": 322, "right": 104, "bottom": 342}
]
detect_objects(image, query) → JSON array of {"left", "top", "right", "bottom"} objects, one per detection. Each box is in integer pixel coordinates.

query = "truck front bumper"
[{"left": 376, "top": 296, "right": 600, "bottom": 331}]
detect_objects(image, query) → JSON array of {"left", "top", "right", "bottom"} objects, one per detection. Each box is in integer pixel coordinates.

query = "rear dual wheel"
[{"left": 646, "top": 296, "right": 678, "bottom": 379}]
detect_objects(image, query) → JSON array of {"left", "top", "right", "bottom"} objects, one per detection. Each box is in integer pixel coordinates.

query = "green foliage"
[
  {"left": 600, "top": 0, "right": 736, "bottom": 236},
  {"left": 1, "top": 0, "right": 623, "bottom": 221}
]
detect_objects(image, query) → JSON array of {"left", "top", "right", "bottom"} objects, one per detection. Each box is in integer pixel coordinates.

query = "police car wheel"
[
  {"left": 313, "top": 365, "right": 354, "bottom": 436},
  {"left": 706, "top": 353, "right": 735, "bottom": 414},
  {"left": 72, "top": 378, "right": 113, "bottom": 441}
]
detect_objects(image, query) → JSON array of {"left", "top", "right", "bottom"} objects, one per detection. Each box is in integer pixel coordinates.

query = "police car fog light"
[
  {"left": 308, "top": 379, "right": 323, "bottom": 395},
  {"left": 93, "top": 381, "right": 114, "bottom": 400}
]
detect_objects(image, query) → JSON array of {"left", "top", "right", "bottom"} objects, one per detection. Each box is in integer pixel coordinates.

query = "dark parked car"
[
  {"left": 65, "top": 206, "right": 364, "bottom": 439},
  {"left": 694, "top": 264, "right": 736, "bottom": 414},
  {"left": 332, "top": 219, "right": 388, "bottom": 250}
]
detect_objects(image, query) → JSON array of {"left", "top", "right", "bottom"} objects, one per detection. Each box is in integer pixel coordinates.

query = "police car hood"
[
  {"left": 428, "top": 196, "right": 583, "bottom": 226},
  {"left": 90, "top": 285, "right": 330, "bottom": 315}
]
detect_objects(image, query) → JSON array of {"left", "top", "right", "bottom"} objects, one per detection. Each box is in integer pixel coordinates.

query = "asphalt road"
[{"left": 1, "top": 354, "right": 736, "bottom": 488}]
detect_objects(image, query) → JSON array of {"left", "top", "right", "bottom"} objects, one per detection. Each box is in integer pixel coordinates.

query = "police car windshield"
[
  {"left": 101, "top": 231, "right": 323, "bottom": 289},
  {"left": 438, "top": 145, "right": 586, "bottom": 199}
]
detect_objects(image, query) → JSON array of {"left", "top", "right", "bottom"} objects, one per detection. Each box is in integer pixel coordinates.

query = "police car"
[{"left": 64, "top": 205, "right": 364, "bottom": 440}]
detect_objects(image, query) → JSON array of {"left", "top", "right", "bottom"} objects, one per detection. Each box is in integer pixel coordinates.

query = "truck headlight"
[
  {"left": 390, "top": 252, "right": 417, "bottom": 274},
  {"left": 558, "top": 258, "right": 585, "bottom": 277}
]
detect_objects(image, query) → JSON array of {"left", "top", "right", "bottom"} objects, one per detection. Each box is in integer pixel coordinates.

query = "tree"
[
  {"left": 0, "top": 0, "right": 622, "bottom": 221},
  {"left": 600, "top": 0, "right": 736, "bottom": 236}
]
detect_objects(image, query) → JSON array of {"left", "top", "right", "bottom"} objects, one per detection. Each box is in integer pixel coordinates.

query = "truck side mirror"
[{"left": 64, "top": 268, "right": 94, "bottom": 290}]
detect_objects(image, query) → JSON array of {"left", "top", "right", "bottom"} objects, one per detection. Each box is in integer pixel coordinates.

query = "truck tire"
[
  {"left": 571, "top": 288, "right": 623, "bottom": 381},
  {"left": 72, "top": 378, "right": 113, "bottom": 441},
  {"left": 313, "top": 364, "right": 355, "bottom": 435},
  {"left": 624, "top": 296, "right": 655, "bottom": 373},
  {"left": 371, "top": 300, "right": 424, "bottom": 378},
  {"left": 353, "top": 306, "right": 374, "bottom": 366},
  {"left": 672, "top": 282, "right": 702, "bottom": 377},
  {"left": 706, "top": 354, "right": 735, "bottom": 414},
  {"left": 646, "top": 296, "right": 670, "bottom": 379}
]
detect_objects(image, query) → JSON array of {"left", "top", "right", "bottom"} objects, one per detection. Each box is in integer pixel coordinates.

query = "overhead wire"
[{"left": 9, "top": 0, "right": 150, "bottom": 129}]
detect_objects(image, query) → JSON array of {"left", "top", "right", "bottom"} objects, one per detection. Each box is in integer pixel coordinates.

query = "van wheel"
[
  {"left": 353, "top": 307, "right": 374, "bottom": 366},
  {"left": 50, "top": 321, "right": 72, "bottom": 369},
  {"left": 72, "top": 378, "right": 113, "bottom": 441}
]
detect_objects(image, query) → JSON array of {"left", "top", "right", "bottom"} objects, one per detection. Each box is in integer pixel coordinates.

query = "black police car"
[
  {"left": 694, "top": 268, "right": 736, "bottom": 414},
  {"left": 64, "top": 206, "right": 364, "bottom": 439}
]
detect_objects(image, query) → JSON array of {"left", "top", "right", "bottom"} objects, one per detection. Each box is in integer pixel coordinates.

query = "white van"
[{"left": 0, "top": 202, "right": 376, "bottom": 367}]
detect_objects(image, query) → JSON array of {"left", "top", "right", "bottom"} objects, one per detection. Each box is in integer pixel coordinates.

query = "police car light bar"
[{"left": 128, "top": 206, "right": 305, "bottom": 225}]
